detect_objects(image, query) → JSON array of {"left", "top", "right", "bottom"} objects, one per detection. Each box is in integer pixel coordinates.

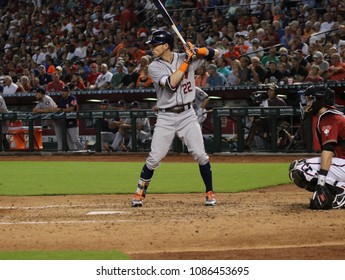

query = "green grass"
[
  {"left": 0, "top": 250, "right": 130, "bottom": 260},
  {"left": 0, "top": 161, "right": 290, "bottom": 196}
]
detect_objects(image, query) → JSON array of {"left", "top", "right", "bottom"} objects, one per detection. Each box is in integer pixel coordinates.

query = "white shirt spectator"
[
  {"left": 94, "top": 64, "right": 113, "bottom": 89},
  {"left": 2, "top": 76, "right": 18, "bottom": 94},
  {"left": 32, "top": 50, "right": 46, "bottom": 65}
]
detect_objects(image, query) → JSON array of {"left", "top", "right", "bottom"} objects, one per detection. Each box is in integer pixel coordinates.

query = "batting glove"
[{"left": 183, "top": 42, "right": 196, "bottom": 63}]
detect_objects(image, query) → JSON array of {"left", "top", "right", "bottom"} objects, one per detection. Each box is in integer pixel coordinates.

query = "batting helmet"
[
  {"left": 146, "top": 30, "right": 174, "bottom": 50},
  {"left": 301, "top": 85, "right": 335, "bottom": 116}
]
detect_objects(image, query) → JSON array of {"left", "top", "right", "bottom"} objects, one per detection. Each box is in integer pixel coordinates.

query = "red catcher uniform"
[{"left": 316, "top": 108, "right": 345, "bottom": 159}]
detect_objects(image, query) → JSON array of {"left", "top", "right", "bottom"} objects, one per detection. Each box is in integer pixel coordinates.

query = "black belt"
[{"left": 158, "top": 103, "right": 192, "bottom": 113}]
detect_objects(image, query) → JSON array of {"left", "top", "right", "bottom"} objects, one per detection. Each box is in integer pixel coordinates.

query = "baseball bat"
[{"left": 153, "top": 0, "right": 187, "bottom": 45}]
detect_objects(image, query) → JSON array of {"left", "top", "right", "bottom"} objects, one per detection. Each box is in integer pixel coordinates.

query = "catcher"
[{"left": 289, "top": 85, "right": 345, "bottom": 210}]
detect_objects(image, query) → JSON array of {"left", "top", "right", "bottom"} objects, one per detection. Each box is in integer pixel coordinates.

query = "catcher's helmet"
[
  {"left": 300, "top": 85, "right": 335, "bottom": 117},
  {"left": 146, "top": 30, "right": 174, "bottom": 50}
]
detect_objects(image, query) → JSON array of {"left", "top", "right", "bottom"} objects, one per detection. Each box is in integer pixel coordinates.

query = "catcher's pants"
[
  {"left": 290, "top": 157, "right": 345, "bottom": 208},
  {"left": 291, "top": 157, "right": 345, "bottom": 187}
]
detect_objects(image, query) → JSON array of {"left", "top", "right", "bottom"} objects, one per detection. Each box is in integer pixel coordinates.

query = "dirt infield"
[{"left": 1, "top": 153, "right": 345, "bottom": 260}]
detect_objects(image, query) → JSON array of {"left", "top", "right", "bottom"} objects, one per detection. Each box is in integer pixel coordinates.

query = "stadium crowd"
[{"left": 0, "top": 0, "right": 345, "bottom": 95}]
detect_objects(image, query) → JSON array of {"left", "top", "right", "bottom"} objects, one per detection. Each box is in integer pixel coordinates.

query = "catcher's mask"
[{"left": 300, "top": 85, "right": 335, "bottom": 118}]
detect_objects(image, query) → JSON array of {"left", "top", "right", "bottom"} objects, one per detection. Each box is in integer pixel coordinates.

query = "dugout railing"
[
  {"left": 212, "top": 106, "right": 307, "bottom": 153},
  {"left": 0, "top": 110, "right": 158, "bottom": 153},
  {"left": 1, "top": 106, "right": 344, "bottom": 153}
]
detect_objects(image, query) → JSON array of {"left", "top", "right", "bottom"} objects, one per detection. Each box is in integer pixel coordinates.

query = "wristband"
[
  {"left": 205, "top": 47, "right": 215, "bottom": 60},
  {"left": 179, "top": 61, "right": 189, "bottom": 73},
  {"left": 319, "top": 169, "right": 328, "bottom": 176},
  {"left": 197, "top": 47, "right": 208, "bottom": 56},
  {"left": 317, "top": 169, "right": 328, "bottom": 186}
]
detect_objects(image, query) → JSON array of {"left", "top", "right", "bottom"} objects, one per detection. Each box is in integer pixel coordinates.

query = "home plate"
[{"left": 86, "top": 211, "right": 129, "bottom": 215}]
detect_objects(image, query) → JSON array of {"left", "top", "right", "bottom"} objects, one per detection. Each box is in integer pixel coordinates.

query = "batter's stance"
[
  {"left": 289, "top": 85, "right": 345, "bottom": 209},
  {"left": 131, "top": 30, "right": 220, "bottom": 207}
]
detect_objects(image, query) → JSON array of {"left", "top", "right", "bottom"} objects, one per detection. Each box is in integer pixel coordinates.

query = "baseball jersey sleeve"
[
  {"left": 318, "top": 114, "right": 339, "bottom": 145},
  {"left": 0, "top": 96, "right": 9, "bottom": 113}
]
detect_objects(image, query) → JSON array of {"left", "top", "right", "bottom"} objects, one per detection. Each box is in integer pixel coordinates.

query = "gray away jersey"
[
  {"left": 34, "top": 95, "right": 57, "bottom": 110},
  {"left": 148, "top": 53, "right": 204, "bottom": 108}
]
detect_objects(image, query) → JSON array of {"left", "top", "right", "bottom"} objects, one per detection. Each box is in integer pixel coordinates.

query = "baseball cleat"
[
  {"left": 131, "top": 194, "right": 144, "bottom": 207},
  {"left": 205, "top": 191, "right": 217, "bottom": 206},
  {"left": 332, "top": 195, "right": 345, "bottom": 209}
]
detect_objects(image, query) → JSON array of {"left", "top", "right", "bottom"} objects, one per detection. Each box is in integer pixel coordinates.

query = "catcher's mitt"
[{"left": 310, "top": 185, "right": 335, "bottom": 210}]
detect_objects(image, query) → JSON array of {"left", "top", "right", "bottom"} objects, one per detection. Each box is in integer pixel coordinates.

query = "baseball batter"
[
  {"left": 131, "top": 30, "right": 220, "bottom": 207},
  {"left": 289, "top": 86, "right": 345, "bottom": 209}
]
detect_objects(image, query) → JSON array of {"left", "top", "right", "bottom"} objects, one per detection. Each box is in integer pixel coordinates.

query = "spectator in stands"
[
  {"left": 327, "top": 53, "right": 345, "bottom": 81},
  {"left": 294, "top": 49, "right": 310, "bottom": 68},
  {"left": 45, "top": 55, "right": 55, "bottom": 75},
  {"left": 30, "top": 77, "right": 40, "bottom": 91},
  {"left": 38, "top": 64, "right": 53, "bottom": 88},
  {"left": 75, "top": 60, "right": 90, "bottom": 82},
  {"left": 249, "top": 56, "right": 266, "bottom": 84},
  {"left": 117, "top": 60, "right": 139, "bottom": 89},
  {"left": 216, "top": 57, "right": 230, "bottom": 78},
  {"left": 66, "top": 43, "right": 84, "bottom": 63},
  {"left": 120, "top": 0, "right": 138, "bottom": 32},
  {"left": 206, "top": 64, "right": 228, "bottom": 87},
  {"left": 55, "top": 66, "right": 63, "bottom": 77},
  {"left": 16, "top": 75, "right": 32, "bottom": 93},
  {"left": 46, "top": 43, "right": 58, "bottom": 62},
  {"left": 290, "top": 35, "right": 309, "bottom": 55},
  {"left": 320, "top": 13, "right": 336, "bottom": 35},
  {"left": 71, "top": 73, "right": 86, "bottom": 90},
  {"left": 227, "top": 59, "right": 242, "bottom": 85},
  {"left": 311, "top": 51, "right": 329, "bottom": 80},
  {"left": 195, "top": 65, "right": 209, "bottom": 87},
  {"left": 223, "top": 41, "right": 241, "bottom": 61},
  {"left": 130, "top": 43, "right": 147, "bottom": 62},
  {"left": 112, "top": 34, "right": 130, "bottom": 60},
  {"left": 263, "top": 24, "right": 280, "bottom": 47},
  {"left": 277, "top": 62, "right": 291, "bottom": 84},
  {"left": 136, "top": 55, "right": 150, "bottom": 77},
  {"left": 136, "top": 65, "right": 153, "bottom": 88},
  {"left": 110, "top": 61, "right": 126, "bottom": 88},
  {"left": 2, "top": 75, "right": 18, "bottom": 94},
  {"left": 289, "top": 57, "right": 309, "bottom": 83},
  {"left": 264, "top": 61, "right": 282, "bottom": 84},
  {"left": 86, "top": 63, "right": 101, "bottom": 89},
  {"left": 32, "top": 46, "right": 46, "bottom": 66},
  {"left": 261, "top": 47, "right": 279, "bottom": 68},
  {"left": 247, "top": 38, "right": 264, "bottom": 59},
  {"left": 238, "top": 55, "right": 253, "bottom": 84},
  {"left": 91, "top": 63, "right": 113, "bottom": 89},
  {"left": 305, "top": 64, "right": 324, "bottom": 84},
  {"left": 46, "top": 72, "right": 65, "bottom": 92}
]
